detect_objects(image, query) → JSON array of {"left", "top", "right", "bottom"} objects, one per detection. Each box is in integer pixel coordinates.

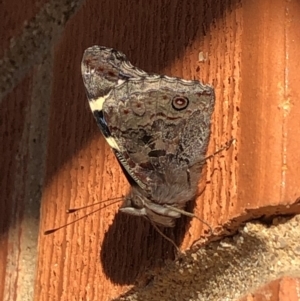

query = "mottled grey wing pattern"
[{"left": 81, "top": 46, "right": 215, "bottom": 227}]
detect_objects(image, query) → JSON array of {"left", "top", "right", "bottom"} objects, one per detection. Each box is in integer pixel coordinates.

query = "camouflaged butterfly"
[{"left": 81, "top": 46, "right": 215, "bottom": 227}]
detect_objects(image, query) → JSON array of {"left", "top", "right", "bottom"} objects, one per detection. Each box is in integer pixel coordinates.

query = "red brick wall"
[{"left": 1, "top": 0, "right": 300, "bottom": 300}]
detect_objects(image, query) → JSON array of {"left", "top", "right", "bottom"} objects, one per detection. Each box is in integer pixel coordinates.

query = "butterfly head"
[{"left": 120, "top": 186, "right": 182, "bottom": 227}]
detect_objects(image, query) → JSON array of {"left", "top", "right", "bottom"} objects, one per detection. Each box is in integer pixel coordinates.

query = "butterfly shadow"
[{"left": 100, "top": 204, "right": 194, "bottom": 285}]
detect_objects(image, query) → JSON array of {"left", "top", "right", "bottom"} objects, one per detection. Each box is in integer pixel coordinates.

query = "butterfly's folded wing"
[{"left": 82, "top": 45, "right": 215, "bottom": 208}]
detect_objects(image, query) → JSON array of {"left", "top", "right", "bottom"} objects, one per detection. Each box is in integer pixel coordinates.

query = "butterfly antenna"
[
  {"left": 202, "top": 138, "right": 235, "bottom": 163},
  {"left": 149, "top": 219, "right": 181, "bottom": 253},
  {"left": 67, "top": 196, "right": 124, "bottom": 213},
  {"left": 44, "top": 198, "right": 122, "bottom": 235}
]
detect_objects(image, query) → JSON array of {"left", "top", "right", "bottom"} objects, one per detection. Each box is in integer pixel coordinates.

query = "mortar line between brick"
[{"left": 0, "top": 0, "right": 84, "bottom": 102}]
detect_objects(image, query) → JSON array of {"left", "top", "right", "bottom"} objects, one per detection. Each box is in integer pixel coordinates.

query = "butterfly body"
[{"left": 81, "top": 46, "right": 215, "bottom": 227}]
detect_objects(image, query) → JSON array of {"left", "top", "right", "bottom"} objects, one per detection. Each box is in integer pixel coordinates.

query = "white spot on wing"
[
  {"left": 88, "top": 96, "right": 106, "bottom": 112},
  {"left": 105, "top": 136, "right": 120, "bottom": 151},
  {"left": 87, "top": 94, "right": 121, "bottom": 152}
]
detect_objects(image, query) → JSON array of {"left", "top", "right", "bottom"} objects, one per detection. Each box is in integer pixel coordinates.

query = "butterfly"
[{"left": 81, "top": 46, "right": 215, "bottom": 228}]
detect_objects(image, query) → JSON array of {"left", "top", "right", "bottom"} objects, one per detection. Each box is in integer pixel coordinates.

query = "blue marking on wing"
[{"left": 93, "top": 110, "right": 111, "bottom": 138}]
